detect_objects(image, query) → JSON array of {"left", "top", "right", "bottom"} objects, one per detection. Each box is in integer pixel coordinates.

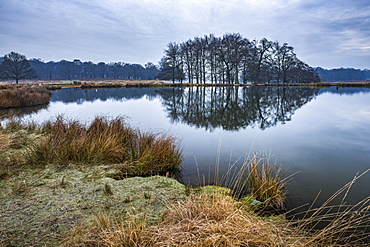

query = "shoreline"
[{"left": 1, "top": 79, "right": 370, "bottom": 89}]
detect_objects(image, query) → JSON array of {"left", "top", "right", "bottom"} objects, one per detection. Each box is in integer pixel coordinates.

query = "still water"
[{"left": 11, "top": 86, "right": 370, "bottom": 209}]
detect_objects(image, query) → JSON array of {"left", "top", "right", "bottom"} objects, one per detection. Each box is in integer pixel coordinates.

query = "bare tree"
[
  {"left": 0, "top": 52, "right": 38, "bottom": 84},
  {"left": 273, "top": 43, "right": 296, "bottom": 83},
  {"left": 164, "top": 42, "right": 182, "bottom": 83},
  {"left": 160, "top": 33, "right": 319, "bottom": 85},
  {"left": 249, "top": 38, "right": 274, "bottom": 84}
]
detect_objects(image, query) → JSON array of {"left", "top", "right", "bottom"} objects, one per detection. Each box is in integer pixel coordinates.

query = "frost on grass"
[{"left": 0, "top": 166, "right": 187, "bottom": 246}]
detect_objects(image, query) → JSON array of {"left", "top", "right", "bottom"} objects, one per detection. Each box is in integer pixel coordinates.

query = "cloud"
[{"left": 0, "top": 0, "right": 369, "bottom": 68}]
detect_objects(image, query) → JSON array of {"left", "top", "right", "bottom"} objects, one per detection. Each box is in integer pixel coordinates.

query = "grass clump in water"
[
  {"left": 247, "top": 153, "right": 290, "bottom": 210},
  {"left": 26, "top": 116, "right": 182, "bottom": 176},
  {"left": 204, "top": 150, "right": 291, "bottom": 211}
]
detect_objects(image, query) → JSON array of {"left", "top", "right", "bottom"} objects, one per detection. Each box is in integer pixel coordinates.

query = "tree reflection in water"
[{"left": 157, "top": 86, "right": 319, "bottom": 131}]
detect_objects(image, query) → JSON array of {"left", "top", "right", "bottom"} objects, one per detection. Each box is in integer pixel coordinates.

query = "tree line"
[
  {"left": 315, "top": 67, "right": 370, "bottom": 82},
  {"left": 0, "top": 52, "right": 160, "bottom": 83},
  {"left": 28, "top": 59, "right": 159, "bottom": 80},
  {"left": 157, "top": 33, "right": 320, "bottom": 84}
]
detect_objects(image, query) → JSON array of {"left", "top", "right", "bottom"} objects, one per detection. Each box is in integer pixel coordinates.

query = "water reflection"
[
  {"left": 0, "top": 104, "right": 49, "bottom": 121},
  {"left": 51, "top": 87, "right": 159, "bottom": 103},
  {"left": 48, "top": 86, "right": 320, "bottom": 131},
  {"left": 157, "top": 86, "right": 320, "bottom": 131}
]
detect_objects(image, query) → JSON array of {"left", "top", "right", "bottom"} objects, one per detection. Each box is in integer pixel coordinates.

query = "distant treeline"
[
  {"left": 315, "top": 67, "right": 370, "bottom": 82},
  {"left": 157, "top": 33, "right": 321, "bottom": 84},
  {"left": 27, "top": 59, "right": 160, "bottom": 80}
]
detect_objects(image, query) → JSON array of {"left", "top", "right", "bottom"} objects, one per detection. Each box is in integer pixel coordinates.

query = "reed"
[
  {"left": 200, "top": 150, "right": 290, "bottom": 211},
  {"left": 0, "top": 87, "right": 51, "bottom": 109},
  {"left": 247, "top": 153, "right": 290, "bottom": 210},
  {"left": 289, "top": 168, "right": 370, "bottom": 245},
  {"left": 26, "top": 116, "right": 182, "bottom": 176}
]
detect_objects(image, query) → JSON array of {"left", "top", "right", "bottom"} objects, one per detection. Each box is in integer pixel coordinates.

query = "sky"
[{"left": 0, "top": 0, "right": 369, "bottom": 69}]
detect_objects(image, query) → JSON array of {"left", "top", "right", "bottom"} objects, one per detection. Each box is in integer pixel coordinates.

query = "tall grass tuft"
[
  {"left": 0, "top": 87, "right": 51, "bottom": 109},
  {"left": 0, "top": 119, "right": 39, "bottom": 170},
  {"left": 247, "top": 153, "right": 290, "bottom": 210},
  {"left": 148, "top": 191, "right": 299, "bottom": 246},
  {"left": 201, "top": 150, "right": 290, "bottom": 211},
  {"left": 62, "top": 213, "right": 149, "bottom": 247},
  {"left": 26, "top": 116, "right": 182, "bottom": 176}
]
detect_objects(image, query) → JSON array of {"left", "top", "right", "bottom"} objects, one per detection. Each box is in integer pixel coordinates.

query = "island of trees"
[{"left": 157, "top": 33, "right": 320, "bottom": 84}]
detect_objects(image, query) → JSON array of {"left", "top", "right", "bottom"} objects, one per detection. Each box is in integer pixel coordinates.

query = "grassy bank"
[
  {"left": 0, "top": 117, "right": 369, "bottom": 246},
  {"left": 2, "top": 116, "right": 182, "bottom": 177},
  {"left": 0, "top": 168, "right": 187, "bottom": 246},
  {"left": 0, "top": 86, "right": 51, "bottom": 109}
]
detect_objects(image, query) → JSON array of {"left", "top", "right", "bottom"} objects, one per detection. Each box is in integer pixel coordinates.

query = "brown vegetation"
[
  {"left": 26, "top": 116, "right": 182, "bottom": 176},
  {"left": 0, "top": 122, "right": 39, "bottom": 174},
  {"left": 247, "top": 154, "right": 290, "bottom": 210},
  {"left": 62, "top": 190, "right": 299, "bottom": 247},
  {"left": 62, "top": 184, "right": 370, "bottom": 246},
  {"left": 0, "top": 86, "right": 51, "bottom": 109},
  {"left": 202, "top": 151, "right": 290, "bottom": 211}
]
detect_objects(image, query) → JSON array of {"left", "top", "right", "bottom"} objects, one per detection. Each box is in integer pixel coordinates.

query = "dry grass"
[
  {"left": 149, "top": 192, "right": 298, "bottom": 246},
  {"left": 0, "top": 86, "right": 51, "bottom": 109},
  {"left": 62, "top": 191, "right": 303, "bottom": 247},
  {"left": 0, "top": 122, "right": 40, "bottom": 173},
  {"left": 288, "top": 168, "right": 370, "bottom": 246},
  {"left": 26, "top": 116, "right": 182, "bottom": 176},
  {"left": 247, "top": 153, "right": 290, "bottom": 210},
  {"left": 0, "top": 130, "right": 11, "bottom": 150},
  {"left": 201, "top": 150, "right": 290, "bottom": 211},
  {"left": 63, "top": 185, "right": 370, "bottom": 247},
  {"left": 62, "top": 213, "right": 149, "bottom": 247}
]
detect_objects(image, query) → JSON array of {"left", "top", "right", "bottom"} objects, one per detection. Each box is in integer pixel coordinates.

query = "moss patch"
[{"left": 0, "top": 166, "right": 187, "bottom": 246}]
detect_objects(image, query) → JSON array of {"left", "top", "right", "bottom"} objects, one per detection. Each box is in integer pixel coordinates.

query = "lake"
[{"left": 9, "top": 86, "right": 370, "bottom": 210}]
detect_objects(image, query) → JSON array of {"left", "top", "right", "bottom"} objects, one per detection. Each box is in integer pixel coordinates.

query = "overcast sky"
[{"left": 0, "top": 0, "right": 369, "bottom": 69}]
